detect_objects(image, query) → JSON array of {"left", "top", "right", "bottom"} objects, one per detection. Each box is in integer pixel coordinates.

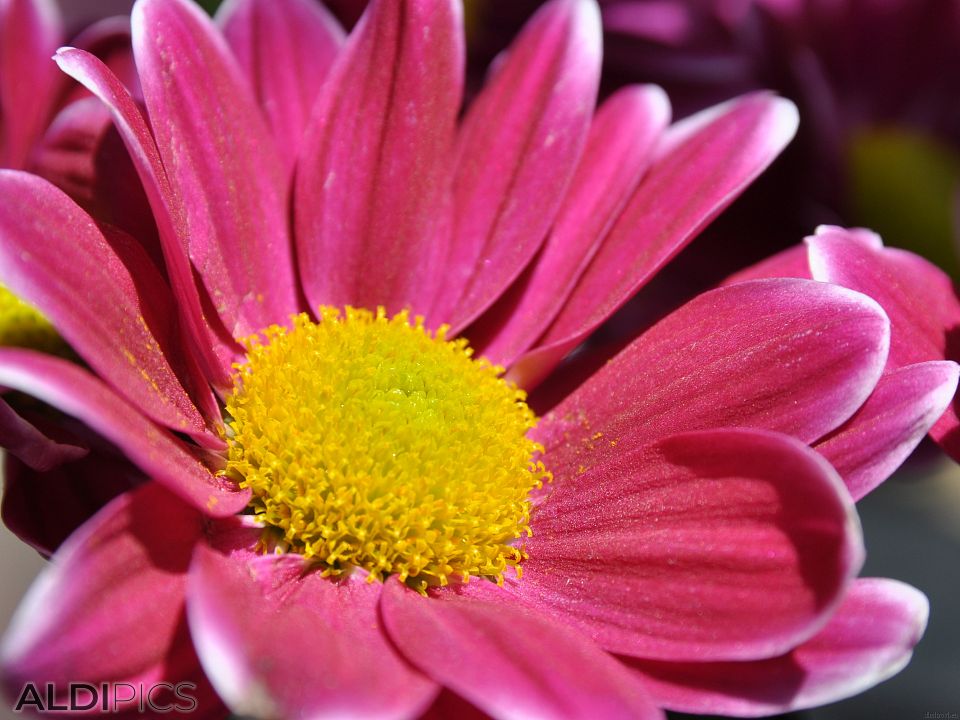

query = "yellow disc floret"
[
  {"left": 225, "top": 307, "right": 550, "bottom": 592},
  {"left": 0, "top": 285, "right": 63, "bottom": 353}
]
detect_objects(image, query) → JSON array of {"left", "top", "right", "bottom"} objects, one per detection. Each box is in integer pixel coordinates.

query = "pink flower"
[
  {"left": 0, "top": 0, "right": 953, "bottom": 717},
  {"left": 733, "top": 226, "right": 960, "bottom": 465}
]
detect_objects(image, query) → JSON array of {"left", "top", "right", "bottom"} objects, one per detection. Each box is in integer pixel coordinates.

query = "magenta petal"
[
  {"left": 218, "top": 0, "right": 344, "bottom": 177},
  {"left": 723, "top": 243, "right": 812, "bottom": 284},
  {"left": 187, "top": 546, "right": 437, "bottom": 719},
  {"left": 54, "top": 47, "right": 240, "bottom": 391},
  {"left": 513, "top": 93, "right": 799, "bottom": 387},
  {"left": 0, "top": 484, "right": 205, "bottom": 701},
  {"left": 536, "top": 278, "right": 889, "bottom": 475},
  {"left": 815, "top": 361, "right": 960, "bottom": 500},
  {"left": 0, "top": 169, "right": 216, "bottom": 439},
  {"left": 434, "top": 0, "right": 602, "bottom": 330},
  {"left": 0, "top": 396, "right": 87, "bottom": 472},
  {"left": 0, "top": 349, "right": 248, "bottom": 517},
  {"left": 133, "top": 0, "right": 296, "bottom": 337},
  {"left": 806, "top": 225, "right": 960, "bottom": 459},
  {"left": 0, "top": 0, "right": 61, "bottom": 168},
  {"left": 2, "top": 451, "right": 137, "bottom": 556},
  {"left": 476, "top": 84, "right": 671, "bottom": 366},
  {"left": 382, "top": 579, "right": 663, "bottom": 720},
  {"left": 515, "top": 428, "right": 862, "bottom": 661},
  {"left": 294, "top": 0, "right": 462, "bottom": 316},
  {"left": 628, "top": 578, "right": 928, "bottom": 717}
]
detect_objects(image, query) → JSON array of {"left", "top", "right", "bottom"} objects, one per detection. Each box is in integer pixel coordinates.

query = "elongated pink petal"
[
  {"left": 294, "top": 0, "right": 462, "bottom": 316},
  {"left": 0, "top": 0, "right": 61, "bottom": 168},
  {"left": 2, "top": 451, "right": 136, "bottom": 556},
  {"left": 187, "top": 546, "right": 436, "bottom": 720},
  {"left": 0, "top": 483, "right": 217, "bottom": 712},
  {"left": 512, "top": 428, "right": 862, "bottom": 661},
  {"left": 0, "top": 170, "right": 217, "bottom": 439},
  {"left": 433, "top": 0, "right": 602, "bottom": 330},
  {"left": 627, "top": 578, "right": 928, "bottom": 717},
  {"left": 68, "top": 15, "right": 140, "bottom": 100},
  {"left": 815, "top": 361, "right": 960, "bottom": 500},
  {"left": 0, "top": 349, "right": 248, "bottom": 517},
  {"left": 474, "top": 85, "right": 671, "bottom": 365},
  {"left": 382, "top": 579, "right": 663, "bottom": 720},
  {"left": 723, "top": 243, "right": 812, "bottom": 284},
  {"left": 535, "top": 279, "right": 889, "bottom": 477},
  {"left": 54, "top": 47, "right": 240, "bottom": 391},
  {"left": 0, "top": 396, "right": 87, "bottom": 472},
  {"left": 217, "top": 0, "right": 344, "bottom": 176},
  {"left": 133, "top": 0, "right": 296, "bottom": 337},
  {"left": 512, "top": 93, "right": 799, "bottom": 388},
  {"left": 807, "top": 225, "right": 960, "bottom": 458}
]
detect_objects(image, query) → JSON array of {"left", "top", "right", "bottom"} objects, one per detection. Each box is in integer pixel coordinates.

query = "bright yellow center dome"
[{"left": 224, "top": 307, "right": 550, "bottom": 592}]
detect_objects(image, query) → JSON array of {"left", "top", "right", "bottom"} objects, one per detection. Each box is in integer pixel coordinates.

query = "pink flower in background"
[{"left": 0, "top": 0, "right": 954, "bottom": 718}]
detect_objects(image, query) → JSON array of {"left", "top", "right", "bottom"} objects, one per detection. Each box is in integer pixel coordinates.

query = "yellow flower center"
[
  {"left": 225, "top": 307, "right": 549, "bottom": 592},
  {"left": 0, "top": 286, "right": 62, "bottom": 353}
]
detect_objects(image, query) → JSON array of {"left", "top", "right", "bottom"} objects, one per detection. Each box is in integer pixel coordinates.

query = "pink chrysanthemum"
[{"left": 0, "top": 0, "right": 955, "bottom": 717}]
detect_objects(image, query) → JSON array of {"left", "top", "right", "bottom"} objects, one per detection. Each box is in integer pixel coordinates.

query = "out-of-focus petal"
[
  {"left": 474, "top": 85, "right": 671, "bottom": 366},
  {"left": 535, "top": 278, "right": 889, "bottom": 476},
  {"left": 512, "top": 94, "right": 799, "bottom": 388},
  {"left": 0, "top": 396, "right": 87, "bottom": 472},
  {"left": 433, "top": 0, "right": 602, "bottom": 330},
  {"left": 2, "top": 450, "right": 137, "bottom": 556},
  {"left": 0, "top": 0, "right": 62, "bottom": 168},
  {"left": 133, "top": 0, "right": 296, "bottom": 337},
  {"left": 806, "top": 225, "right": 960, "bottom": 458},
  {"left": 295, "top": 0, "right": 462, "bottom": 316},
  {"left": 815, "top": 361, "right": 959, "bottom": 500},
  {"left": 187, "top": 546, "right": 436, "bottom": 720},
  {"left": 0, "top": 349, "right": 248, "bottom": 517},
  {"left": 0, "top": 170, "right": 216, "bottom": 440},
  {"left": 723, "top": 243, "right": 812, "bottom": 283},
  {"left": 0, "top": 484, "right": 211, "bottom": 709},
  {"left": 512, "top": 428, "right": 861, "bottom": 661},
  {"left": 627, "top": 579, "right": 928, "bottom": 717},
  {"left": 381, "top": 578, "right": 664, "bottom": 720},
  {"left": 217, "top": 0, "right": 344, "bottom": 176},
  {"left": 54, "top": 47, "right": 240, "bottom": 391}
]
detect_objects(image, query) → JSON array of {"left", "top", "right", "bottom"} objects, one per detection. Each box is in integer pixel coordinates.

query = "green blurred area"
[
  {"left": 195, "top": 0, "right": 222, "bottom": 14},
  {"left": 849, "top": 128, "right": 960, "bottom": 279}
]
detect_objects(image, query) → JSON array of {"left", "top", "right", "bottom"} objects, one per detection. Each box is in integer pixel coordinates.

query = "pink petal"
[
  {"left": 627, "top": 578, "right": 928, "bottom": 716},
  {"left": 187, "top": 546, "right": 437, "bottom": 719},
  {"left": 473, "top": 84, "right": 671, "bottom": 366},
  {"left": 806, "top": 225, "right": 960, "bottom": 459},
  {"left": 0, "top": 349, "right": 248, "bottom": 517},
  {"left": 433, "top": 0, "right": 602, "bottom": 330},
  {"left": 68, "top": 15, "right": 140, "bottom": 101},
  {"left": 815, "top": 361, "right": 960, "bottom": 500},
  {"left": 133, "top": 0, "right": 296, "bottom": 338},
  {"left": 381, "top": 578, "right": 663, "bottom": 720},
  {"left": 0, "top": 396, "right": 87, "bottom": 472},
  {"left": 54, "top": 47, "right": 240, "bottom": 391},
  {"left": 535, "top": 278, "right": 889, "bottom": 476},
  {"left": 0, "top": 0, "right": 62, "bottom": 168},
  {"left": 722, "top": 243, "right": 812, "bottom": 284},
  {"left": 217, "top": 0, "right": 344, "bottom": 176},
  {"left": 0, "top": 483, "right": 214, "bottom": 710},
  {"left": 2, "top": 450, "right": 136, "bottom": 556},
  {"left": 512, "top": 427, "right": 862, "bottom": 661},
  {"left": 0, "top": 169, "right": 218, "bottom": 440},
  {"left": 294, "top": 0, "right": 462, "bottom": 316},
  {"left": 512, "top": 93, "right": 799, "bottom": 388}
]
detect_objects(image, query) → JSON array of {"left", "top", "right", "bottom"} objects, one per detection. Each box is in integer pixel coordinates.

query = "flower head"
[{"left": 0, "top": 0, "right": 953, "bottom": 718}]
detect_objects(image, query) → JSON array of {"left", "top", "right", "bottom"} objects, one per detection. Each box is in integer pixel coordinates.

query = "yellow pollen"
[
  {"left": 224, "top": 307, "right": 550, "bottom": 592},
  {"left": 0, "top": 286, "right": 63, "bottom": 353}
]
